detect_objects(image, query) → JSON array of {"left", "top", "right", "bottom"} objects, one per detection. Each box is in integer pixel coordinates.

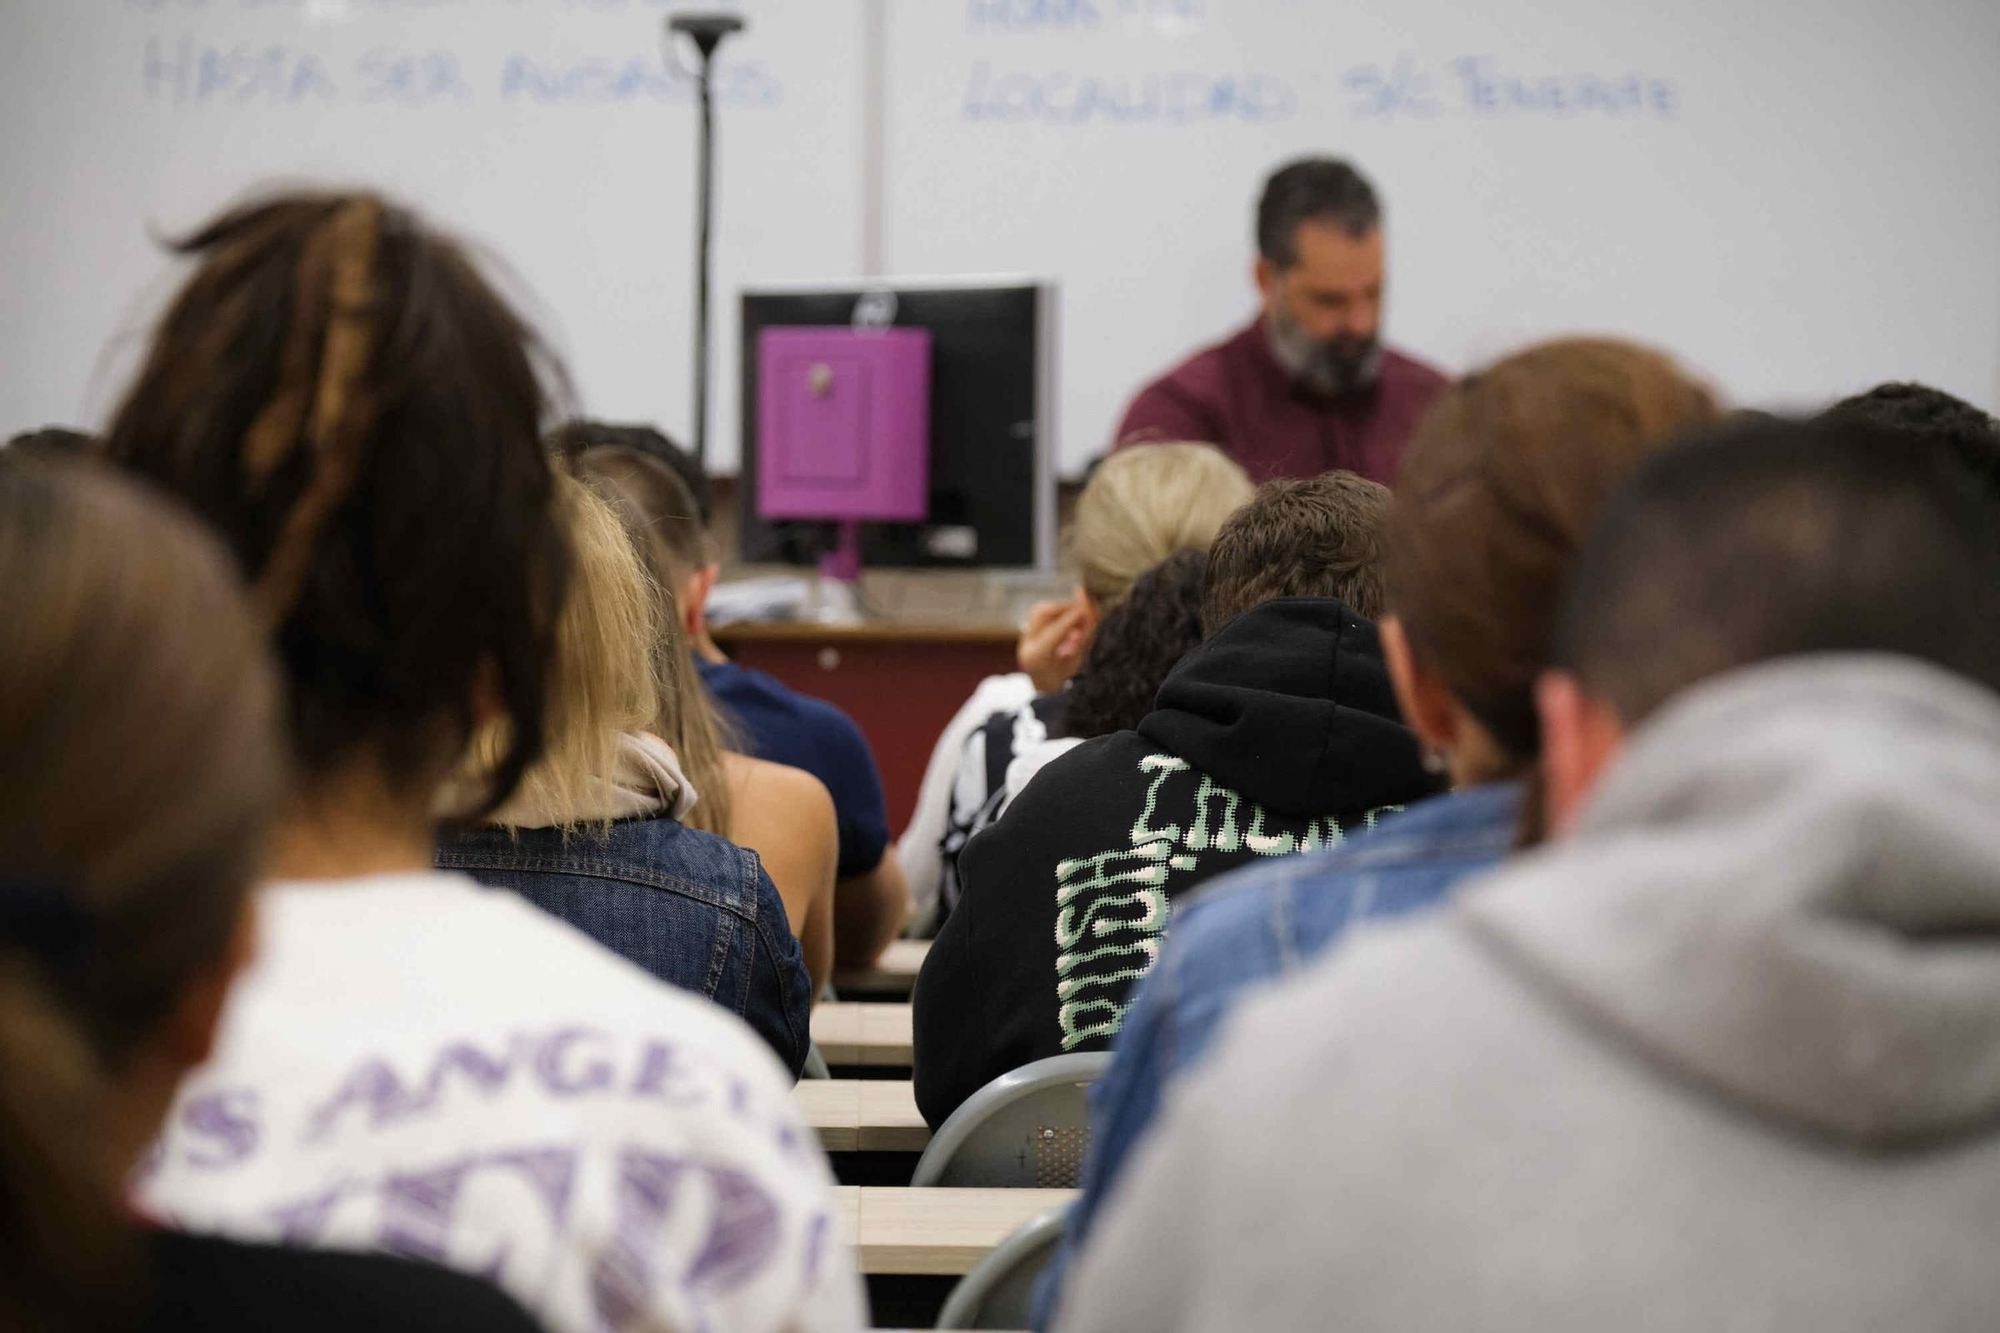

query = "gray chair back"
[
  {"left": 935, "top": 1204, "right": 1069, "bottom": 1329},
  {"left": 911, "top": 1051, "right": 1110, "bottom": 1188}
]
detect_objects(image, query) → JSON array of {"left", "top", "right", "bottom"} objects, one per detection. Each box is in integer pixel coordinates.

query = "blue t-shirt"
[{"left": 699, "top": 657, "right": 892, "bottom": 879}]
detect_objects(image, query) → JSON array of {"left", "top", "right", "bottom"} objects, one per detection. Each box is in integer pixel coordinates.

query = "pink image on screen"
[{"left": 756, "top": 326, "right": 931, "bottom": 523}]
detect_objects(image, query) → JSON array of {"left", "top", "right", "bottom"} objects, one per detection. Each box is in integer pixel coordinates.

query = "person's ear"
[
  {"left": 467, "top": 658, "right": 506, "bottom": 729},
  {"left": 1534, "top": 670, "right": 1627, "bottom": 838},
  {"left": 1254, "top": 256, "right": 1279, "bottom": 307},
  {"left": 682, "top": 563, "right": 720, "bottom": 637},
  {"left": 1381, "top": 616, "right": 1456, "bottom": 754}
]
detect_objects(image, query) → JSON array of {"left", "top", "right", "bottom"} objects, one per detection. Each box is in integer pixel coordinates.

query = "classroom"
[{"left": 2, "top": 1, "right": 1998, "bottom": 1330}]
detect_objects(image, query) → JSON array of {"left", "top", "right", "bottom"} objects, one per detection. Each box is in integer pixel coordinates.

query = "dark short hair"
[
  {"left": 551, "top": 419, "right": 711, "bottom": 526},
  {"left": 1257, "top": 157, "right": 1381, "bottom": 267},
  {"left": 6, "top": 426, "right": 94, "bottom": 458},
  {"left": 1064, "top": 549, "right": 1208, "bottom": 738},
  {"left": 1554, "top": 415, "right": 2000, "bottom": 724},
  {"left": 1202, "top": 471, "right": 1392, "bottom": 635},
  {"left": 103, "top": 191, "right": 569, "bottom": 821},
  {"left": 1819, "top": 382, "right": 2000, "bottom": 497}
]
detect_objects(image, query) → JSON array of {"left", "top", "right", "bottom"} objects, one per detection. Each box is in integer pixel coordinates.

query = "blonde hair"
[
  {"left": 471, "top": 471, "right": 662, "bottom": 830},
  {"left": 0, "top": 458, "right": 283, "bottom": 1328},
  {"left": 1073, "top": 443, "right": 1256, "bottom": 606},
  {"left": 575, "top": 446, "right": 737, "bottom": 837}
]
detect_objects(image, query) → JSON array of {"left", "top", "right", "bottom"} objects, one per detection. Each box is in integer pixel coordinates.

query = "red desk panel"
[{"left": 712, "top": 624, "right": 1018, "bottom": 838}]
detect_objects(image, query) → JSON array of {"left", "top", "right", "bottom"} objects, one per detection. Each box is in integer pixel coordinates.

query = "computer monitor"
[{"left": 738, "top": 278, "right": 1057, "bottom": 570}]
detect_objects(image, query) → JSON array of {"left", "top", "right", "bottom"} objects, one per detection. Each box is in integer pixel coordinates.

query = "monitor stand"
[{"left": 809, "top": 519, "right": 866, "bottom": 625}]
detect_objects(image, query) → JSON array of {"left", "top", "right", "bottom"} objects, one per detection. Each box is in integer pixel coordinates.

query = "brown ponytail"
[
  {"left": 0, "top": 458, "right": 283, "bottom": 1329},
  {"left": 240, "top": 197, "right": 385, "bottom": 627},
  {"left": 1385, "top": 339, "right": 1721, "bottom": 837}
]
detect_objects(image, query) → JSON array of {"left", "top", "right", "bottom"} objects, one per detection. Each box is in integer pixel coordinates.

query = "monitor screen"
[{"left": 738, "top": 279, "right": 1056, "bottom": 570}]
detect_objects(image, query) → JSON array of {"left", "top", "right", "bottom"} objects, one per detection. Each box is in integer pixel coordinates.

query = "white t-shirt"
[
  {"left": 897, "top": 671, "right": 1038, "bottom": 934},
  {"left": 136, "top": 872, "right": 865, "bottom": 1333}
]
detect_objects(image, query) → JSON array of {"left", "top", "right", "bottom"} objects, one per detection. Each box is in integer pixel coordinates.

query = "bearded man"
[{"left": 1113, "top": 157, "right": 1450, "bottom": 483}]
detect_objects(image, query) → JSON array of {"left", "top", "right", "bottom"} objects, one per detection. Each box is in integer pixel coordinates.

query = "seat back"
[
  {"left": 935, "top": 1204, "right": 1069, "bottom": 1329},
  {"left": 911, "top": 1052, "right": 1110, "bottom": 1187}
]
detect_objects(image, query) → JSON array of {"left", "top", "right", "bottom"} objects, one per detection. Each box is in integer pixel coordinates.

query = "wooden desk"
[
  {"left": 834, "top": 1186, "right": 1075, "bottom": 1275},
  {"left": 711, "top": 622, "right": 1019, "bottom": 837},
  {"left": 811, "top": 1001, "right": 915, "bottom": 1068},
  {"left": 833, "top": 938, "right": 931, "bottom": 997},
  {"left": 796, "top": 1079, "right": 932, "bottom": 1154}
]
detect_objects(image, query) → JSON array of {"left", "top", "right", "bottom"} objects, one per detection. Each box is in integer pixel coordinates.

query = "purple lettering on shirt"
[
  {"left": 413, "top": 1037, "right": 525, "bottom": 1111},
  {"left": 630, "top": 1041, "right": 707, "bottom": 1107},
  {"left": 685, "top": 1163, "right": 782, "bottom": 1295},
  {"left": 304, "top": 1057, "right": 416, "bottom": 1141},
  {"left": 590, "top": 1152, "right": 694, "bottom": 1328},
  {"left": 801, "top": 1209, "right": 831, "bottom": 1288},
  {"left": 380, "top": 1161, "right": 464, "bottom": 1264},
  {"left": 589, "top": 1152, "right": 782, "bottom": 1326},
  {"left": 269, "top": 1185, "right": 347, "bottom": 1246},
  {"left": 536, "top": 1027, "right": 615, "bottom": 1097},
  {"left": 264, "top": 1147, "right": 581, "bottom": 1256},
  {"left": 182, "top": 1089, "right": 260, "bottom": 1169}
]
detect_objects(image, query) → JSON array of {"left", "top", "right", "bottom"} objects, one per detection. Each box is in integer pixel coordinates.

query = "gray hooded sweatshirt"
[{"left": 1057, "top": 656, "right": 2000, "bottom": 1333}]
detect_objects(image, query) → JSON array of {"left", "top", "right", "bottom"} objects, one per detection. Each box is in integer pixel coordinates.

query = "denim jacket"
[
  {"left": 1035, "top": 781, "right": 1523, "bottom": 1327},
  {"left": 436, "top": 817, "right": 811, "bottom": 1078}
]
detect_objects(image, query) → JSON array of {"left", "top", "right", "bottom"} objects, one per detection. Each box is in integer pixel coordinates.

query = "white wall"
[{"left": 887, "top": 0, "right": 2000, "bottom": 471}]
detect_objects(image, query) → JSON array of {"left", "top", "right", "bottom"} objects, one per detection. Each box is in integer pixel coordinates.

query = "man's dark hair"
[
  {"left": 1819, "top": 382, "right": 2000, "bottom": 497},
  {"left": 1554, "top": 415, "right": 2000, "bottom": 725},
  {"left": 6, "top": 426, "right": 94, "bottom": 458},
  {"left": 1257, "top": 158, "right": 1381, "bottom": 267},
  {"left": 550, "top": 419, "right": 711, "bottom": 526},
  {"left": 1065, "top": 549, "right": 1208, "bottom": 738},
  {"left": 1202, "top": 471, "right": 1391, "bottom": 635}
]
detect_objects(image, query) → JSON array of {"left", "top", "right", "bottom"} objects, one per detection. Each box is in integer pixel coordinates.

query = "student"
[
  {"left": 961, "top": 548, "right": 1211, "bottom": 851},
  {"left": 436, "top": 472, "right": 811, "bottom": 1073},
  {"left": 576, "top": 441, "right": 840, "bottom": 995},
  {"left": 902, "top": 443, "right": 1256, "bottom": 932},
  {"left": 574, "top": 423, "right": 909, "bottom": 971},
  {"left": 913, "top": 472, "right": 1433, "bottom": 1127},
  {"left": 1033, "top": 338, "right": 1721, "bottom": 1321},
  {"left": 108, "top": 192, "right": 864, "bottom": 1333},
  {"left": 5, "top": 425, "right": 93, "bottom": 457},
  {"left": 1058, "top": 417, "right": 2000, "bottom": 1333},
  {"left": 0, "top": 458, "right": 543, "bottom": 1333},
  {"left": 1819, "top": 380, "right": 2000, "bottom": 490}
]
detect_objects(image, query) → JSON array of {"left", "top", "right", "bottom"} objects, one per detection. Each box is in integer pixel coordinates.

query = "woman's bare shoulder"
[{"left": 725, "top": 752, "right": 836, "bottom": 825}]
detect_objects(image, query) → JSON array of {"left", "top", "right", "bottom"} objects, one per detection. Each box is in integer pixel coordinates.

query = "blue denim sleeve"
[{"left": 744, "top": 857, "right": 812, "bottom": 1080}]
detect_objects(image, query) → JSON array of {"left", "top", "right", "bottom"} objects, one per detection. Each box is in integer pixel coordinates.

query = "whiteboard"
[
  {"left": 0, "top": 0, "right": 864, "bottom": 472},
  {"left": 886, "top": 0, "right": 2000, "bottom": 474}
]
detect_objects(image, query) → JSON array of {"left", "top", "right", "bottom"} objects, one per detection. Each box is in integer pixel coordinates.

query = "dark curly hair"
[
  {"left": 1819, "top": 382, "right": 2000, "bottom": 498},
  {"left": 1063, "top": 549, "right": 1209, "bottom": 739}
]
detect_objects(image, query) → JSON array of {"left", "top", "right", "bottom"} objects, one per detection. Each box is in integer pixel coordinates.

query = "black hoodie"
[{"left": 912, "top": 597, "right": 1433, "bottom": 1127}]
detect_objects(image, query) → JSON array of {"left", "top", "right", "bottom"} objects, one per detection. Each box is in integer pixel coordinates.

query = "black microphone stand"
[{"left": 667, "top": 12, "right": 745, "bottom": 471}]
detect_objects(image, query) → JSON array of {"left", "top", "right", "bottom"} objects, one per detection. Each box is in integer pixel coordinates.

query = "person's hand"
[{"left": 1018, "top": 597, "right": 1095, "bottom": 694}]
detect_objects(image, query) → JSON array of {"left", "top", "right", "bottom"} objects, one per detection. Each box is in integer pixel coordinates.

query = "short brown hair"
[
  {"left": 1201, "top": 471, "right": 1392, "bottom": 634},
  {"left": 1388, "top": 337, "right": 1720, "bottom": 760}
]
